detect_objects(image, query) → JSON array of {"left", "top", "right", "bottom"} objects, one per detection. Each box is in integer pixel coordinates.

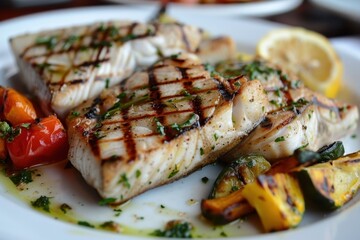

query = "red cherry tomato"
[{"left": 7, "top": 115, "right": 69, "bottom": 169}]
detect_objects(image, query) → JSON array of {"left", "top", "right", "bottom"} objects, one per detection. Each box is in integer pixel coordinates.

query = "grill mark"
[
  {"left": 213, "top": 78, "right": 233, "bottom": 101},
  {"left": 175, "top": 22, "right": 191, "bottom": 51},
  {"left": 312, "top": 97, "right": 340, "bottom": 116},
  {"left": 343, "top": 158, "right": 360, "bottom": 164},
  {"left": 179, "top": 67, "right": 206, "bottom": 126},
  {"left": 121, "top": 109, "right": 137, "bottom": 163},
  {"left": 260, "top": 117, "right": 273, "bottom": 129},
  {"left": 21, "top": 21, "right": 161, "bottom": 62},
  {"left": 147, "top": 66, "right": 168, "bottom": 141},
  {"left": 101, "top": 104, "right": 217, "bottom": 126},
  {"left": 275, "top": 113, "right": 296, "bottom": 130}
]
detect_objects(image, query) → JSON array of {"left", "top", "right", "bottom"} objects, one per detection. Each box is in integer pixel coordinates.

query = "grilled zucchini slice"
[
  {"left": 210, "top": 155, "right": 271, "bottom": 199},
  {"left": 242, "top": 173, "right": 305, "bottom": 232},
  {"left": 298, "top": 151, "right": 360, "bottom": 209},
  {"left": 269, "top": 141, "right": 344, "bottom": 174},
  {"left": 201, "top": 155, "right": 270, "bottom": 225}
]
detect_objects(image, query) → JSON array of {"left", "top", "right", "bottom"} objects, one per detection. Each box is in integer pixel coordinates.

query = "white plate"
[
  {"left": 310, "top": 0, "right": 360, "bottom": 22},
  {"left": 0, "top": 6, "right": 359, "bottom": 240},
  {"left": 107, "top": 0, "right": 303, "bottom": 17}
]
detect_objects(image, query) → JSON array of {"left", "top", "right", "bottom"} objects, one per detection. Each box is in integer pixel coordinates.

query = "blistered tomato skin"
[
  {"left": 0, "top": 86, "right": 37, "bottom": 126},
  {"left": 7, "top": 115, "right": 69, "bottom": 169}
]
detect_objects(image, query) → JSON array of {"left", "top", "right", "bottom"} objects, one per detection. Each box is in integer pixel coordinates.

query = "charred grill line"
[
  {"left": 179, "top": 67, "right": 206, "bottom": 126},
  {"left": 175, "top": 22, "right": 191, "bottom": 52},
  {"left": 312, "top": 97, "right": 340, "bottom": 117},
  {"left": 147, "top": 66, "right": 167, "bottom": 140},
  {"left": 121, "top": 109, "right": 137, "bottom": 163},
  {"left": 214, "top": 78, "right": 233, "bottom": 101},
  {"left": 101, "top": 104, "right": 217, "bottom": 126}
]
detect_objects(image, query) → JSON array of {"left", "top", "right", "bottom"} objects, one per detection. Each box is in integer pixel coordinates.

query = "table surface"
[{"left": 0, "top": 0, "right": 359, "bottom": 38}]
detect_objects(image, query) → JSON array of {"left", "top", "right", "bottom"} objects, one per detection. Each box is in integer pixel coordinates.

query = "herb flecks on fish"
[{"left": 102, "top": 93, "right": 150, "bottom": 119}]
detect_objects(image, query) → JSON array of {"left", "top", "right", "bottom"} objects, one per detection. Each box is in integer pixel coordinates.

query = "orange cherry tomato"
[
  {"left": 7, "top": 115, "right": 68, "bottom": 169},
  {"left": 0, "top": 86, "right": 37, "bottom": 126}
]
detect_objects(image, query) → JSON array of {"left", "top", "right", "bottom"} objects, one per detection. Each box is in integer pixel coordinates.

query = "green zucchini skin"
[
  {"left": 297, "top": 151, "right": 360, "bottom": 210},
  {"left": 317, "top": 141, "right": 345, "bottom": 162},
  {"left": 210, "top": 155, "right": 271, "bottom": 199}
]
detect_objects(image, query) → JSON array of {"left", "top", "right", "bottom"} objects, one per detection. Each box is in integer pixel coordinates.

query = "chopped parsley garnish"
[
  {"left": 154, "top": 118, "right": 166, "bottom": 136},
  {"left": 351, "top": 134, "right": 357, "bottom": 139},
  {"left": 78, "top": 221, "right": 95, "bottom": 228},
  {"left": 220, "top": 231, "right": 228, "bottom": 237},
  {"left": 201, "top": 177, "right": 209, "bottom": 184},
  {"left": 171, "top": 114, "right": 199, "bottom": 132},
  {"left": 93, "top": 40, "right": 112, "bottom": 48},
  {"left": 215, "top": 60, "right": 282, "bottom": 81},
  {"left": 102, "top": 94, "right": 150, "bottom": 119},
  {"left": 118, "top": 173, "right": 131, "bottom": 188},
  {"left": 35, "top": 35, "right": 58, "bottom": 50},
  {"left": 0, "top": 121, "right": 21, "bottom": 142},
  {"left": 9, "top": 170, "right": 33, "bottom": 186},
  {"left": 274, "top": 89, "right": 282, "bottom": 97},
  {"left": 31, "top": 196, "right": 51, "bottom": 212},
  {"left": 105, "top": 78, "right": 110, "bottom": 89},
  {"left": 275, "top": 136, "right": 285, "bottom": 142},
  {"left": 60, "top": 203, "right": 72, "bottom": 214},
  {"left": 114, "top": 208, "right": 122, "bottom": 217},
  {"left": 151, "top": 221, "right": 193, "bottom": 238},
  {"left": 169, "top": 53, "right": 181, "bottom": 59},
  {"left": 108, "top": 26, "right": 119, "bottom": 38},
  {"left": 93, "top": 130, "right": 105, "bottom": 140},
  {"left": 136, "top": 169, "right": 141, "bottom": 178},
  {"left": 181, "top": 90, "right": 191, "bottom": 97},
  {"left": 62, "top": 35, "right": 79, "bottom": 50},
  {"left": 98, "top": 197, "right": 117, "bottom": 206},
  {"left": 213, "top": 133, "right": 219, "bottom": 141},
  {"left": 160, "top": 204, "right": 165, "bottom": 209},
  {"left": 269, "top": 99, "right": 280, "bottom": 108},
  {"left": 168, "top": 165, "right": 179, "bottom": 178},
  {"left": 69, "top": 111, "right": 80, "bottom": 118},
  {"left": 283, "top": 98, "right": 310, "bottom": 111},
  {"left": 100, "top": 221, "right": 121, "bottom": 232},
  {"left": 290, "top": 79, "right": 302, "bottom": 89},
  {"left": 120, "top": 33, "right": 136, "bottom": 42},
  {"left": 200, "top": 147, "right": 204, "bottom": 156}
]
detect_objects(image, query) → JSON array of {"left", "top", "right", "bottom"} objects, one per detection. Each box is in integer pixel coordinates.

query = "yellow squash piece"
[
  {"left": 298, "top": 151, "right": 360, "bottom": 209},
  {"left": 242, "top": 173, "right": 305, "bottom": 232},
  {"left": 201, "top": 190, "right": 254, "bottom": 225}
]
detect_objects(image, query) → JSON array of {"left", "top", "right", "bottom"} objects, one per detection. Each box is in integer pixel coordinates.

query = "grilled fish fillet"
[
  {"left": 10, "top": 21, "right": 207, "bottom": 118},
  {"left": 217, "top": 60, "right": 359, "bottom": 162},
  {"left": 66, "top": 55, "right": 269, "bottom": 203}
]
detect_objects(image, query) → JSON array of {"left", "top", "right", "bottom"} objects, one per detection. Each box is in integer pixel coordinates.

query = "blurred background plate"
[
  {"left": 105, "top": 0, "right": 303, "bottom": 17},
  {"left": 310, "top": 0, "right": 360, "bottom": 22}
]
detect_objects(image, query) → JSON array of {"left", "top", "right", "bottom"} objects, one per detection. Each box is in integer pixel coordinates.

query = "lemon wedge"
[{"left": 256, "top": 28, "right": 343, "bottom": 98}]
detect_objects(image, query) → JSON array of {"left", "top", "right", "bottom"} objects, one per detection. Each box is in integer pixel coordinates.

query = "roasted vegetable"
[
  {"left": 5, "top": 115, "right": 68, "bottom": 169},
  {"left": 297, "top": 150, "right": 360, "bottom": 209},
  {"left": 242, "top": 173, "right": 305, "bottom": 232},
  {"left": 201, "top": 155, "right": 270, "bottom": 225},
  {"left": 269, "top": 141, "right": 344, "bottom": 174},
  {"left": 317, "top": 141, "right": 345, "bottom": 162},
  {"left": 0, "top": 86, "right": 37, "bottom": 126},
  {"left": 210, "top": 155, "right": 271, "bottom": 199},
  {"left": 201, "top": 189, "right": 254, "bottom": 225}
]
